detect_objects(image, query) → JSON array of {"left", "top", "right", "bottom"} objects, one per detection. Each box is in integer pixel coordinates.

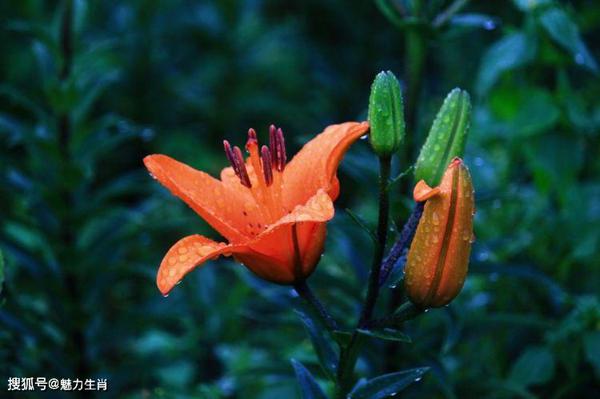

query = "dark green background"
[{"left": 1, "top": 0, "right": 599, "bottom": 398}]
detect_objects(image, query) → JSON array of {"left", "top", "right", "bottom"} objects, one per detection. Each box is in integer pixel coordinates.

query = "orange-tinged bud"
[{"left": 404, "top": 158, "right": 474, "bottom": 308}]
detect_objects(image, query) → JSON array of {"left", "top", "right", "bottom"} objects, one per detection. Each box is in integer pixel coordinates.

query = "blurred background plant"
[{"left": 0, "top": 0, "right": 598, "bottom": 398}]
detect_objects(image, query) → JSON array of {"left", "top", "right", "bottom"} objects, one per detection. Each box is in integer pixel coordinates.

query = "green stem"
[
  {"left": 359, "top": 156, "right": 391, "bottom": 325},
  {"left": 335, "top": 156, "right": 391, "bottom": 397}
]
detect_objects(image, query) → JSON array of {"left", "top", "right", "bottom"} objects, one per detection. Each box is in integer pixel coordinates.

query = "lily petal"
[
  {"left": 235, "top": 189, "right": 334, "bottom": 283},
  {"left": 413, "top": 180, "right": 441, "bottom": 202},
  {"left": 156, "top": 235, "right": 238, "bottom": 295},
  {"left": 282, "top": 122, "right": 369, "bottom": 209},
  {"left": 144, "top": 154, "right": 248, "bottom": 243}
]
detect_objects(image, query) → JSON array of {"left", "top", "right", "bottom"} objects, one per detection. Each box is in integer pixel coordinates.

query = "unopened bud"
[
  {"left": 404, "top": 158, "right": 475, "bottom": 308},
  {"left": 414, "top": 88, "right": 471, "bottom": 186},
  {"left": 368, "top": 71, "right": 405, "bottom": 157}
]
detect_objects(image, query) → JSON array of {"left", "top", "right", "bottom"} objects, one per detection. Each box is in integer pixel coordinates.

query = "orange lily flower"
[
  {"left": 144, "top": 121, "right": 369, "bottom": 295},
  {"left": 404, "top": 158, "right": 475, "bottom": 308}
]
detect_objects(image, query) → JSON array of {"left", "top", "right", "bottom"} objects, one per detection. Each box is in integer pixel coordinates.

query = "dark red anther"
[
  {"left": 269, "top": 124, "right": 277, "bottom": 160},
  {"left": 224, "top": 139, "right": 252, "bottom": 188},
  {"left": 233, "top": 146, "right": 252, "bottom": 187},
  {"left": 223, "top": 140, "right": 238, "bottom": 174},
  {"left": 275, "top": 127, "right": 287, "bottom": 172},
  {"left": 246, "top": 128, "right": 258, "bottom": 148},
  {"left": 260, "top": 145, "right": 273, "bottom": 186}
]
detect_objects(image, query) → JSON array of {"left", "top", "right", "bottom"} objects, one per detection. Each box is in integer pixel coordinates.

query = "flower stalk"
[{"left": 335, "top": 155, "right": 392, "bottom": 397}]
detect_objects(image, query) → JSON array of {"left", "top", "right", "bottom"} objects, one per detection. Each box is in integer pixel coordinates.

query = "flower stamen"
[
  {"left": 269, "top": 124, "right": 287, "bottom": 172},
  {"left": 261, "top": 145, "right": 273, "bottom": 186},
  {"left": 223, "top": 140, "right": 251, "bottom": 188}
]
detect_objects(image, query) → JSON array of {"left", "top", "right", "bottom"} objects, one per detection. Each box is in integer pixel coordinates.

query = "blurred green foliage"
[{"left": 0, "top": 0, "right": 599, "bottom": 398}]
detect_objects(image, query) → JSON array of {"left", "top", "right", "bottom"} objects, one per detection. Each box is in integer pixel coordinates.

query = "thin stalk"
[
  {"left": 335, "top": 156, "right": 391, "bottom": 398},
  {"left": 359, "top": 156, "right": 391, "bottom": 325},
  {"left": 379, "top": 201, "right": 425, "bottom": 286},
  {"left": 293, "top": 281, "right": 338, "bottom": 332}
]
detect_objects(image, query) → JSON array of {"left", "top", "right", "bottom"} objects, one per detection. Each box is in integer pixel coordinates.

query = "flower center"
[{"left": 223, "top": 125, "right": 288, "bottom": 224}]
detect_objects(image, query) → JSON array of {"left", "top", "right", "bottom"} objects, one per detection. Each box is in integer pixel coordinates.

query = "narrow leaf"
[
  {"left": 345, "top": 208, "right": 377, "bottom": 243},
  {"left": 357, "top": 328, "right": 411, "bottom": 343},
  {"left": 477, "top": 33, "right": 535, "bottom": 95},
  {"left": 291, "top": 359, "right": 328, "bottom": 399},
  {"left": 450, "top": 14, "right": 499, "bottom": 30},
  {"left": 508, "top": 346, "right": 555, "bottom": 387},
  {"left": 294, "top": 306, "right": 338, "bottom": 381},
  {"left": 539, "top": 7, "right": 598, "bottom": 72},
  {"left": 349, "top": 367, "right": 429, "bottom": 399},
  {"left": 374, "top": 0, "right": 404, "bottom": 29}
]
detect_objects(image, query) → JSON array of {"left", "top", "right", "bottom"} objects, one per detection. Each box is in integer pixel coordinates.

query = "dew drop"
[
  {"left": 483, "top": 20, "right": 496, "bottom": 30},
  {"left": 162, "top": 293, "right": 170, "bottom": 298}
]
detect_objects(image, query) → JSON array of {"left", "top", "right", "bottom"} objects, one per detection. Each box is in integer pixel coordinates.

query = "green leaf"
[
  {"left": 489, "top": 87, "right": 560, "bottom": 137},
  {"left": 349, "top": 367, "right": 429, "bottom": 399},
  {"left": 583, "top": 331, "right": 600, "bottom": 379},
  {"left": 539, "top": 7, "right": 598, "bottom": 72},
  {"left": 477, "top": 33, "right": 535, "bottom": 95},
  {"left": 508, "top": 346, "right": 555, "bottom": 387},
  {"left": 357, "top": 328, "right": 411, "bottom": 343},
  {"left": 512, "top": 0, "right": 551, "bottom": 11},
  {"left": 294, "top": 306, "right": 338, "bottom": 381},
  {"left": 345, "top": 208, "right": 377, "bottom": 243},
  {"left": 450, "top": 14, "right": 498, "bottom": 30},
  {"left": 291, "top": 359, "right": 328, "bottom": 399}
]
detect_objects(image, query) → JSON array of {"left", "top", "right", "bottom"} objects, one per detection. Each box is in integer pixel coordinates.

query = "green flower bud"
[
  {"left": 414, "top": 88, "right": 471, "bottom": 186},
  {"left": 368, "top": 71, "right": 405, "bottom": 157}
]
